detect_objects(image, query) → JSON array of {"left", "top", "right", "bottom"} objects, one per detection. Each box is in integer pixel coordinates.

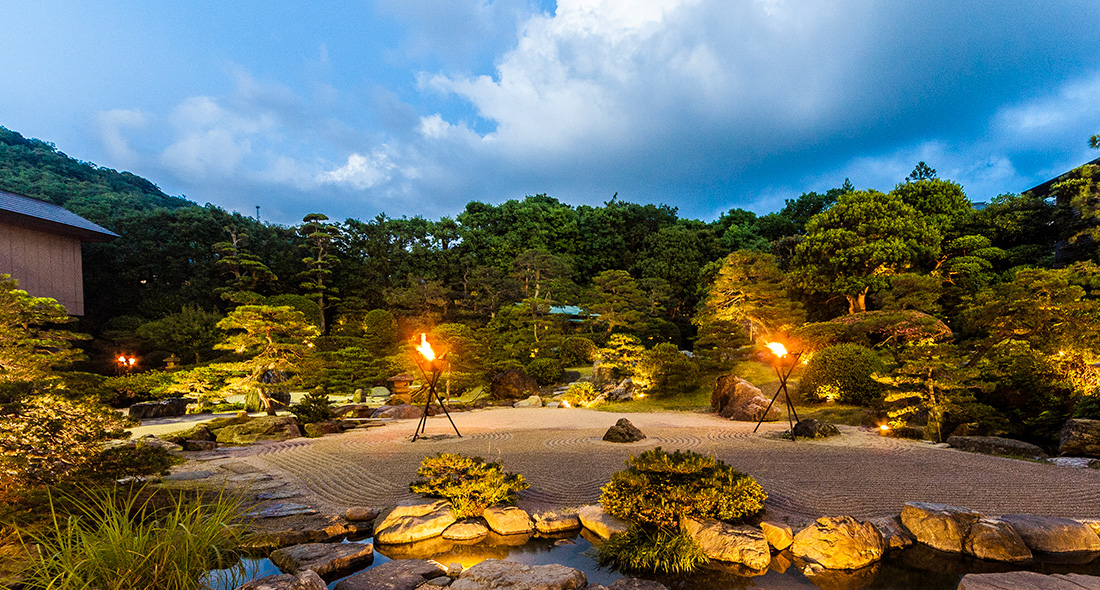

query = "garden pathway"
[{"left": 177, "top": 408, "right": 1100, "bottom": 527}]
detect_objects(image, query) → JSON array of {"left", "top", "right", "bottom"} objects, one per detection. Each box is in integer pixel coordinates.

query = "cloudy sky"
[{"left": 3, "top": 0, "right": 1100, "bottom": 225}]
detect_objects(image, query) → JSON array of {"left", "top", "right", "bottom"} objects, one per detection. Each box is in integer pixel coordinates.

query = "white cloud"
[
  {"left": 96, "top": 109, "right": 148, "bottom": 165},
  {"left": 317, "top": 151, "right": 397, "bottom": 189}
]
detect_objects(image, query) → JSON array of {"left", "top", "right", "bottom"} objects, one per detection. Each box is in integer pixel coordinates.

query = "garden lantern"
[
  {"left": 411, "top": 333, "right": 462, "bottom": 441},
  {"left": 753, "top": 341, "right": 802, "bottom": 441}
]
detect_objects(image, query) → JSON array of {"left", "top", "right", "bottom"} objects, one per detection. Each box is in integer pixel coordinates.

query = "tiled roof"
[{"left": 0, "top": 189, "right": 117, "bottom": 241}]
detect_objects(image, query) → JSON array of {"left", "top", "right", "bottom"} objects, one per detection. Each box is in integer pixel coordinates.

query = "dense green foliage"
[
  {"left": 559, "top": 336, "right": 598, "bottom": 366},
  {"left": 799, "top": 344, "right": 887, "bottom": 406},
  {"left": 409, "top": 453, "right": 529, "bottom": 519},
  {"left": 526, "top": 357, "right": 565, "bottom": 386},
  {"left": 597, "top": 525, "right": 707, "bottom": 574},
  {"left": 288, "top": 389, "right": 335, "bottom": 426},
  {"left": 634, "top": 343, "right": 700, "bottom": 398}
]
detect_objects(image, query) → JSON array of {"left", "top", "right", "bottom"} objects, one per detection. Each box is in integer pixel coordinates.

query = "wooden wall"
[{"left": 0, "top": 220, "right": 85, "bottom": 315}]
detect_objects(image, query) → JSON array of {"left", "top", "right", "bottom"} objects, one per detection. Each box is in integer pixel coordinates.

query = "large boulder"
[
  {"left": 371, "top": 405, "right": 424, "bottom": 419},
  {"left": 534, "top": 511, "right": 582, "bottom": 534},
  {"left": 947, "top": 435, "right": 1048, "bottom": 459},
  {"left": 449, "top": 559, "right": 587, "bottom": 590},
  {"left": 790, "top": 516, "right": 884, "bottom": 570},
  {"left": 958, "top": 572, "right": 1100, "bottom": 590},
  {"left": 964, "top": 519, "right": 1032, "bottom": 562},
  {"left": 680, "top": 518, "right": 770, "bottom": 571},
  {"left": 235, "top": 570, "right": 326, "bottom": 590},
  {"left": 373, "top": 500, "right": 457, "bottom": 545},
  {"left": 711, "top": 376, "right": 779, "bottom": 421},
  {"left": 215, "top": 416, "right": 301, "bottom": 444},
  {"left": 998, "top": 514, "right": 1100, "bottom": 554},
  {"left": 605, "top": 378, "right": 636, "bottom": 402},
  {"left": 483, "top": 506, "right": 535, "bottom": 535},
  {"left": 867, "top": 516, "right": 914, "bottom": 551},
  {"left": 333, "top": 559, "right": 447, "bottom": 590},
  {"left": 900, "top": 502, "right": 983, "bottom": 554},
  {"left": 269, "top": 543, "right": 374, "bottom": 577},
  {"left": 490, "top": 368, "right": 540, "bottom": 400},
  {"left": 128, "top": 398, "right": 190, "bottom": 420},
  {"left": 577, "top": 505, "right": 628, "bottom": 540},
  {"left": 1059, "top": 419, "right": 1100, "bottom": 457},
  {"left": 602, "top": 418, "right": 646, "bottom": 443}
]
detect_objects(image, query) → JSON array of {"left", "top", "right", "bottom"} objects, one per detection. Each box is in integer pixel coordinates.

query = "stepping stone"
[
  {"left": 162, "top": 470, "right": 217, "bottom": 481},
  {"left": 227, "top": 473, "right": 273, "bottom": 482},
  {"left": 256, "top": 490, "right": 300, "bottom": 500},
  {"left": 250, "top": 503, "right": 318, "bottom": 519},
  {"left": 269, "top": 542, "right": 374, "bottom": 577}
]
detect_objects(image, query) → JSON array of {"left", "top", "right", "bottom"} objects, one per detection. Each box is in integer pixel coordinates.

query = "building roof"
[
  {"left": 1023, "top": 156, "right": 1100, "bottom": 199},
  {"left": 0, "top": 189, "right": 117, "bottom": 242}
]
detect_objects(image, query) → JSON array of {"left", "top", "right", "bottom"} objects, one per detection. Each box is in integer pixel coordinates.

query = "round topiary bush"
[
  {"left": 635, "top": 343, "right": 700, "bottom": 398},
  {"left": 560, "top": 336, "right": 598, "bottom": 366},
  {"left": 798, "top": 343, "right": 887, "bottom": 406},
  {"left": 526, "top": 358, "right": 565, "bottom": 386},
  {"left": 410, "top": 453, "right": 528, "bottom": 519}
]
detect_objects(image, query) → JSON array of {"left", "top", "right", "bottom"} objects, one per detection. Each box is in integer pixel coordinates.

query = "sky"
[{"left": 3, "top": 0, "right": 1100, "bottom": 226}]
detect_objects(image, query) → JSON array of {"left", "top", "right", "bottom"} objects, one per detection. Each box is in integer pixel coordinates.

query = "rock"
[
  {"left": 345, "top": 507, "right": 380, "bottom": 522},
  {"left": 303, "top": 421, "right": 343, "bottom": 438},
  {"left": 183, "top": 439, "right": 218, "bottom": 451},
  {"left": 760, "top": 521, "right": 794, "bottom": 551},
  {"left": 1049, "top": 457, "right": 1100, "bottom": 469},
  {"left": 269, "top": 543, "right": 374, "bottom": 577},
  {"left": 711, "top": 375, "right": 779, "bottom": 422},
  {"left": 135, "top": 435, "right": 183, "bottom": 452},
  {"left": 243, "top": 518, "right": 368, "bottom": 551},
  {"left": 790, "top": 516, "right": 884, "bottom": 570},
  {"left": 546, "top": 402, "right": 561, "bottom": 408},
  {"left": 128, "top": 397, "right": 189, "bottom": 420},
  {"left": 681, "top": 518, "right": 770, "bottom": 570},
  {"left": 333, "top": 559, "right": 447, "bottom": 590},
  {"left": 800, "top": 563, "right": 880, "bottom": 590},
  {"left": 577, "top": 505, "right": 628, "bottom": 540},
  {"left": 964, "top": 519, "right": 1032, "bottom": 562},
  {"left": 370, "top": 387, "right": 391, "bottom": 398},
  {"left": 605, "top": 580, "right": 669, "bottom": 590},
  {"left": 900, "top": 502, "right": 984, "bottom": 554},
  {"left": 483, "top": 506, "right": 534, "bottom": 535},
  {"left": 1060, "top": 419, "right": 1100, "bottom": 457},
  {"left": 792, "top": 419, "right": 841, "bottom": 439},
  {"left": 947, "top": 435, "right": 1049, "bottom": 459},
  {"left": 425, "top": 577, "right": 452, "bottom": 586},
  {"left": 605, "top": 378, "right": 635, "bottom": 402},
  {"left": 373, "top": 500, "right": 457, "bottom": 544},
  {"left": 998, "top": 514, "right": 1100, "bottom": 554},
  {"left": 250, "top": 503, "right": 319, "bottom": 519},
  {"left": 534, "top": 511, "right": 582, "bottom": 534},
  {"left": 602, "top": 418, "right": 646, "bottom": 443},
  {"left": 163, "top": 425, "right": 216, "bottom": 445},
  {"left": 513, "top": 395, "right": 543, "bottom": 408},
  {"left": 449, "top": 559, "right": 587, "bottom": 590},
  {"left": 489, "top": 368, "right": 540, "bottom": 400},
  {"left": 867, "top": 516, "right": 914, "bottom": 551},
  {"left": 371, "top": 405, "right": 424, "bottom": 420},
  {"left": 235, "top": 569, "right": 326, "bottom": 590},
  {"left": 215, "top": 416, "right": 302, "bottom": 444},
  {"left": 444, "top": 519, "right": 490, "bottom": 541},
  {"left": 333, "top": 404, "right": 375, "bottom": 419},
  {"left": 1079, "top": 519, "right": 1100, "bottom": 537},
  {"left": 958, "top": 572, "right": 1100, "bottom": 590}
]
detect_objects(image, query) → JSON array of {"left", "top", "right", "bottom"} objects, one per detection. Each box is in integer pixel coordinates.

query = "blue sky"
[{"left": 3, "top": 0, "right": 1100, "bottom": 225}]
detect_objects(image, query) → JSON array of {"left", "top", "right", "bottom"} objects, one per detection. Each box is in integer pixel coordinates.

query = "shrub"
[
  {"left": 1073, "top": 393, "right": 1100, "bottom": 420},
  {"left": 634, "top": 343, "right": 699, "bottom": 398},
  {"left": 560, "top": 337, "right": 598, "bottom": 366},
  {"left": 526, "top": 358, "right": 565, "bottom": 386},
  {"left": 563, "top": 382, "right": 600, "bottom": 408},
  {"left": 597, "top": 524, "right": 706, "bottom": 574},
  {"left": 798, "top": 344, "right": 886, "bottom": 406},
  {"left": 70, "top": 446, "right": 181, "bottom": 484},
  {"left": 410, "top": 453, "right": 529, "bottom": 519},
  {"left": 598, "top": 335, "right": 645, "bottom": 378},
  {"left": 288, "top": 388, "right": 335, "bottom": 425},
  {"left": 18, "top": 486, "right": 246, "bottom": 590},
  {"left": 600, "top": 448, "right": 766, "bottom": 530},
  {"left": 99, "top": 372, "right": 175, "bottom": 407}
]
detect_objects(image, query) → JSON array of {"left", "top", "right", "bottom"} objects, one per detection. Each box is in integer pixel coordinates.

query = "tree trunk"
[{"left": 846, "top": 292, "right": 867, "bottom": 314}]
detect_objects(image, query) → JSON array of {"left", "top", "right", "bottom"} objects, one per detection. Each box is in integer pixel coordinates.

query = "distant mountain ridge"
[{"left": 0, "top": 126, "right": 194, "bottom": 229}]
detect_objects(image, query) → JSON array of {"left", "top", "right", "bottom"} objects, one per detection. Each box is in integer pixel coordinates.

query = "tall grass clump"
[{"left": 18, "top": 485, "right": 247, "bottom": 590}]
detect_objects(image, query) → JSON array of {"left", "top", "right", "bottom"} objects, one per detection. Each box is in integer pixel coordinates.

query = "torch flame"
[
  {"left": 766, "top": 342, "right": 788, "bottom": 358},
  {"left": 417, "top": 333, "right": 436, "bottom": 361}
]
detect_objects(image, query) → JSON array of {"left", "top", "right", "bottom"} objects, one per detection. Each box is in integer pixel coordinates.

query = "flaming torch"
[
  {"left": 411, "top": 332, "right": 462, "bottom": 441},
  {"left": 753, "top": 341, "right": 803, "bottom": 441}
]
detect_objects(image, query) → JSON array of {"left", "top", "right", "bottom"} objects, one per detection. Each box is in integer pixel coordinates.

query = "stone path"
[{"left": 173, "top": 408, "right": 1100, "bottom": 527}]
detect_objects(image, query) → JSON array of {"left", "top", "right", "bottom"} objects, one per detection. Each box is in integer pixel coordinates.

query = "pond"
[{"left": 205, "top": 533, "right": 1100, "bottom": 590}]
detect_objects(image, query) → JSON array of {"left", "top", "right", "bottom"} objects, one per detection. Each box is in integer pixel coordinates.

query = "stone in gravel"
[
  {"left": 129, "top": 398, "right": 189, "bottom": 420},
  {"left": 603, "top": 418, "right": 645, "bottom": 443},
  {"left": 1060, "top": 419, "right": 1100, "bottom": 458},
  {"left": 681, "top": 518, "right": 770, "bottom": 571},
  {"left": 513, "top": 395, "right": 543, "bottom": 408},
  {"left": 235, "top": 569, "right": 326, "bottom": 590},
  {"left": 216, "top": 416, "right": 301, "bottom": 444},
  {"left": 534, "top": 511, "right": 582, "bottom": 534},
  {"left": 1049, "top": 457, "right": 1100, "bottom": 469},
  {"left": 867, "top": 516, "right": 914, "bottom": 551},
  {"left": 483, "top": 506, "right": 534, "bottom": 535},
  {"left": 947, "top": 435, "right": 1049, "bottom": 459},
  {"left": 269, "top": 543, "right": 374, "bottom": 577},
  {"left": 711, "top": 375, "right": 778, "bottom": 422},
  {"left": 345, "top": 507, "right": 380, "bottom": 522},
  {"left": 449, "top": 559, "right": 587, "bottom": 590},
  {"left": 792, "top": 419, "right": 841, "bottom": 439},
  {"left": 958, "top": 571, "right": 1100, "bottom": 590},
  {"left": 444, "top": 519, "right": 490, "bottom": 541},
  {"left": 577, "top": 505, "right": 628, "bottom": 540},
  {"left": 374, "top": 499, "right": 456, "bottom": 544},
  {"left": 964, "top": 519, "right": 1032, "bottom": 562},
  {"left": 900, "top": 502, "right": 983, "bottom": 554},
  {"left": 162, "top": 470, "right": 217, "bottom": 481},
  {"left": 183, "top": 440, "right": 218, "bottom": 451},
  {"left": 257, "top": 490, "right": 300, "bottom": 500},
  {"left": 998, "top": 514, "right": 1100, "bottom": 554},
  {"left": 333, "top": 559, "right": 447, "bottom": 590},
  {"left": 760, "top": 521, "right": 793, "bottom": 551},
  {"left": 545, "top": 401, "right": 561, "bottom": 408},
  {"left": 371, "top": 405, "right": 424, "bottom": 420},
  {"left": 228, "top": 473, "right": 273, "bottom": 483},
  {"left": 790, "top": 516, "right": 884, "bottom": 570},
  {"left": 252, "top": 503, "right": 319, "bottom": 519},
  {"left": 606, "top": 579, "right": 670, "bottom": 590}
]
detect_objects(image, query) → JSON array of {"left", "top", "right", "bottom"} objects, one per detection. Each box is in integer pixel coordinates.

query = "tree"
[
  {"left": 875, "top": 342, "right": 983, "bottom": 443},
  {"left": 586, "top": 270, "right": 650, "bottom": 336},
  {"left": 298, "top": 213, "right": 341, "bottom": 333},
  {"left": 215, "top": 305, "right": 320, "bottom": 414},
  {"left": 212, "top": 227, "right": 277, "bottom": 305},
  {"left": 135, "top": 306, "right": 223, "bottom": 364},
  {"left": 906, "top": 161, "right": 937, "bottom": 182},
  {"left": 793, "top": 190, "right": 940, "bottom": 313},
  {"left": 890, "top": 175, "right": 971, "bottom": 238},
  {"left": 696, "top": 251, "right": 804, "bottom": 343},
  {"left": 0, "top": 275, "right": 84, "bottom": 383}
]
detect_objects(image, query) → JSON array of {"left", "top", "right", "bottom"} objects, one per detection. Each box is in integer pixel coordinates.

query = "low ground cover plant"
[{"left": 410, "top": 453, "right": 528, "bottom": 519}]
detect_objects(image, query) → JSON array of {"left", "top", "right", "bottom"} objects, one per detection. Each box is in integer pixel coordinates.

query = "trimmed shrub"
[
  {"left": 410, "top": 453, "right": 528, "bottom": 519},
  {"left": 526, "top": 358, "right": 565, "bottom": 386},
  {"left": 798, "top": 343, "right": 886, "bottom": 406},
  {"left": 634, "top": 343, "right": 699, "bottom": 398},
  {"left": 288, "top": 388, "right": 335, "bottom": 425},
  {"left": 560, "top": 337, "right": 598, "bottom": 366},
  {"left": 563, "top": 382, "right": 600, "bottom": 408},
  {"left": 600, "top": 448, "right": 766, "bottom": 530}
]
